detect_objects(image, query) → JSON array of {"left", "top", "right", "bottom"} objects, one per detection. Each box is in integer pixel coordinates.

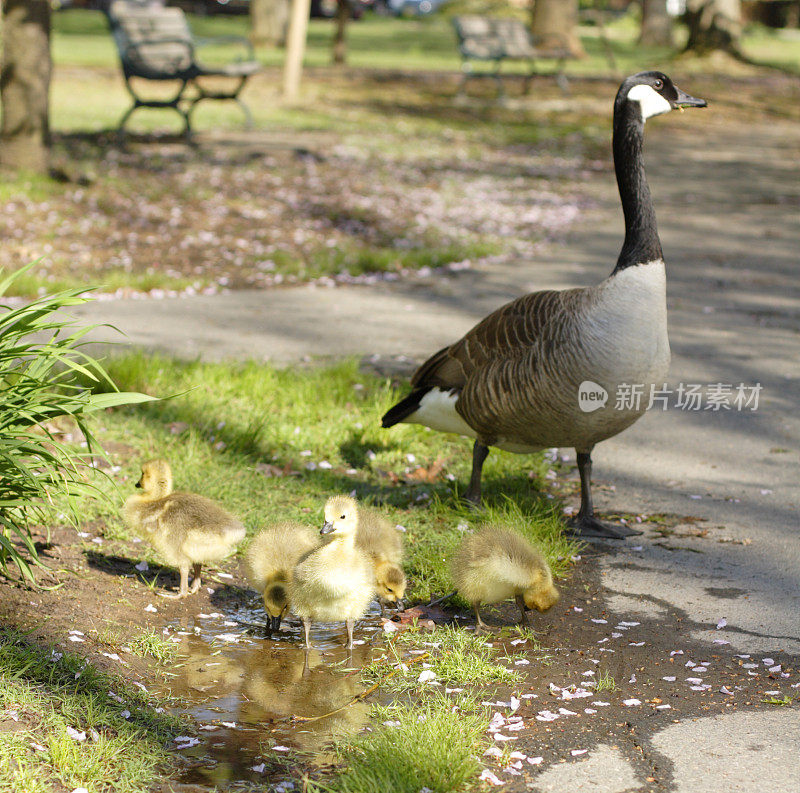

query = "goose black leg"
[
  {"left": 464, "top": 441, "right": 490, "bottom": 505},
  {"left": 515, "top": 594, "right": 530, "bottom": 627},
  {"left": 568, "top": 451, "right": 642, "bottom": 539}
]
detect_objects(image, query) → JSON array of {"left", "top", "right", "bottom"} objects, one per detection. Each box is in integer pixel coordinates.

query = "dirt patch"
[{"left": 2, "top": 517, "right": 796, "bottom": 791}]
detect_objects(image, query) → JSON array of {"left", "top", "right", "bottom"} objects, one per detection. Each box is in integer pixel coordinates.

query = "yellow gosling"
[
  {"left": 452, "top": 525, "right": 559, "bottom": 633},
  {"left": 356, "top": 506, "right": 407, "bottom": 610},
  {"left": 124, "top": 459, "right": 245, "bottom": 598},
  {"left": 289, "top": 495, "right": 374, "bottom": 649},
  {"left": 244, "top": 521, "right": 318, "bottom": 631}
]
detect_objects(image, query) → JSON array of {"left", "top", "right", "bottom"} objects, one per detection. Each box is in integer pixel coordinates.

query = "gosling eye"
[{"left": 653, "top": 78, "right": 663, "bottom": 90}]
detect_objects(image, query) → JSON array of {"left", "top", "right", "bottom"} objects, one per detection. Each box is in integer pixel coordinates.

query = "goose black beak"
[
  {"left": 672, "top": 87, "right": 707, "bottom": 109},
  {"left": 135, "top": 480, "right": 142, "bottom": 489},
  {"left": 320, "top": 521, "right": 335, "bottom": 535},
  {"left": 270, "top": 614, "right": 281, "bottom": 631}
]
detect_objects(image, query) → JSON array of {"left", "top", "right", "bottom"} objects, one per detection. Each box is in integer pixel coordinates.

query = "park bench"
[
  {"left": 452, "top": 15, "right": 572, "bottom": 99},
  {"left": 106, "top": 0, "right": 260, "bottom": 137}
]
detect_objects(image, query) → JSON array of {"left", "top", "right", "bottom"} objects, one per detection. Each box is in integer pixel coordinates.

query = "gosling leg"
[
  {"left": 515, "top": 594, "right": 529, "bottom": 627},
  {"left": 188, "top": 563, "right": 203, "bottom": 594},
  {"left": 160, "top": 564, "right": 190, "bottom": 598},
  {"left": 302, "top": 618, "right": 313, "bottom": 650},
  {"left": 345, "top": 618, "right": 355, "bottom": 649},
  {"left": 473, "top": 602, "right": 493, "bottom": 634},
  {"left": 464, "top": 441, "right": 490, "bottom": 505}
]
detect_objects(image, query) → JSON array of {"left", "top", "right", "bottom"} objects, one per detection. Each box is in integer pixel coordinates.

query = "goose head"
[
  {"left": 264, "top": 582, "right": 289, "bottom": 631},
  {"left": 523, "top": 582, "right": 560, "bottom": 613},
  {"left": 374, "top": 560, "right": 407, "bottom": 607},
  {"left": 135, "top": 459, "right": 173, "bottom": 498},
  {"left": 618, "top": 71, "right": 707, "bottom": 122},
  {"left": 321, "top": 495, "right": 359, "bottom": 539}
]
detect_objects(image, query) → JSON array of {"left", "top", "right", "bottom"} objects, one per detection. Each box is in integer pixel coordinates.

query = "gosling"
[
  {"left": 356, "top": 506, "right": 407, "bottom": 611},
  {"left": 452, "top": 526, "right": 559, "bottom": 633},
  {"left": 289, "top": 495, "right": 374, "bottom": 649},
  {"left": 124, "top": 459, "right": 245, "bottom": 598},
  {"left": 244, "top": 521, "right": 318, "bottom": 631}
]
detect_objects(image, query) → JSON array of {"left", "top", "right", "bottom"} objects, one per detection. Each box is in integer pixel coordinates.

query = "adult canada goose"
[
  {"left": 289, "top": 495, "right": 374, "bottom": 649},
  {"left": 124, "top": 459, "right": 246, "bottom": 597},
  {"left": 244, "top": 521, "right": 318, "bottom": 631},
  {"left": 356, "top": 506, "right": 407, "bottom": 611},
  {"left": 452, "top": 526, "right": 559, "bottom": 632},
  {"left": 382, "top": 72, "right": 706, "bottom": 539}
]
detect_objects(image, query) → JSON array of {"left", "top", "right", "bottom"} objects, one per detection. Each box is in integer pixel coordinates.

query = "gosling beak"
[
  {"left": 320, "top": 521, "right": 335, "bottom": 535},
  {"left": 270, "top": 614, "right": 281, "bottom": 632},
  {"left": 672, "top": 86, "right": 707, "bottom": 110},
  {"left": 135, "top": 480, "right": 142, "bottom": 489}
]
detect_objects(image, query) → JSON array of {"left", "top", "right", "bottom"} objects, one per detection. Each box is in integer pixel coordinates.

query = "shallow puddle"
[{"left": 155, "top": 601, "right": 388, "bottom": 787}]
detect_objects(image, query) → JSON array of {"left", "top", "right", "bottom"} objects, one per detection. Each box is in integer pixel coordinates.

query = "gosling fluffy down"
[
  {"left": 244, "top": 521, "right": 318, "bottom": 630},
  {"left": 290, "top": 495, "right": 374, "bottom": 648},
  {"left": 356, "top": 507, "right": 406, "bottom": 607},
  {"left": 452, "top": 526, "right": 559, "bottom": 631},
  {"left": 124, "top": 459, "right": 245, "bottom": 597}
]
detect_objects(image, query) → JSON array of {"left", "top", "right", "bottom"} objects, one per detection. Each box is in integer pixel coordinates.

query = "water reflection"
[{"left": 161, "top": 606, "right": 383, "bottom": 786}]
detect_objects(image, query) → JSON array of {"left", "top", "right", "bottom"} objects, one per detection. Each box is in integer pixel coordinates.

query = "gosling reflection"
[{"left": 241, "top": 644, "right": 375, "bottom": 753}]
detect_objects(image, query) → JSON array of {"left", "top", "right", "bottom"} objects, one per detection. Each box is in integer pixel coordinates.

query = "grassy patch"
[
  {"left": 594, "top": 669, "right": 616, "bottom": 693},
  {"left": 364, "top": 626, "right": 522, "bottom": 692},
  {"left": 73, "top": 353, "right": 578, "bottom": 603},
  {"left": 127, "top": 630, "right": 178, "bottom": 664},
  {"left": 762, "top": 694, "right": 793, "bottom": 706},
  {"left": 0, "top": 627, "right": 184, "bottom": 793},
  {"left": 313, "top": 694, "right": 488, "bottom": 793}
]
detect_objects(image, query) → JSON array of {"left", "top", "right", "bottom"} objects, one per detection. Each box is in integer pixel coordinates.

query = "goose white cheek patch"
[{"left": 627, "top": 84, "right": 672, "bottom": 120}]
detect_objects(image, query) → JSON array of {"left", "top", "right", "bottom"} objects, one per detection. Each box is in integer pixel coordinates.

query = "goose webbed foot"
[
  {"left": 567, "top": 514, "right": 642, "bottom": 539},
  {"left": 463, "top": 487, "right": 482, "bottom": 507}
]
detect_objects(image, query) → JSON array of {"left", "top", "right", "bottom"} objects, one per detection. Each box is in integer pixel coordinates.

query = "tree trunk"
[
  {"left": 250, "top": 0, "right": 289, "bottom": 48},
  {"left": 684, "top": 0, "right": 742, "bottom": 55},
  {"left": 0, "top": 0, "right": 52, "bottom": 174},
  {"left": 639, "top": 0, "right": 674, "bottom": 47},
  {"left": 332, "top": 0, "right": 349, "bottom": 64},
  {"left": 530, "top": 0, "right": 584, "bottom": 58}
]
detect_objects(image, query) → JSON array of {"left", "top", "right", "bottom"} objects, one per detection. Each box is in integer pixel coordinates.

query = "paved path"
[{"left": 75, "top": 114, "right": 800, "bottom": 790}]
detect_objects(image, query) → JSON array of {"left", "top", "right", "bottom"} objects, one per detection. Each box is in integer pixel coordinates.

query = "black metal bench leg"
[
  {"left": 231, "top": 77, "right": 254, "bottom": 129},
  {"left": 494, "top": 59, "right": 505, "bottom": 101},
  {"left": 524, "top": 59, "right": 536, "bottom": 95},
  {"left": 457, "top": 59, "right": 471, "bottom": 100},
  {"left": 117, "top": 101, "right": 140, "bottom": 141},
  {"left": 555, "top": 60, "right": 569, "bottom": 94}
]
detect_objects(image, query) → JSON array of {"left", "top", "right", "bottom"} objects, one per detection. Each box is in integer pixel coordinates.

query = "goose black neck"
[{"left": 612, "top": 100, "right": 663, "bottom": 273}]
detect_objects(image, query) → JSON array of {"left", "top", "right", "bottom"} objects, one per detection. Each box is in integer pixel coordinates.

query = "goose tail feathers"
[{"left": 381, "top": 387, "right": 431, "bottom": 428}]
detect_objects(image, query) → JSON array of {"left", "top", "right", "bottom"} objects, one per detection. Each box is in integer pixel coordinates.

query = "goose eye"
[
  {"left": 653, "top": 79, "right": 663, "bottom": 90},
  {"left": 340, "top": 514, "right": 346, "bottom": 520}
]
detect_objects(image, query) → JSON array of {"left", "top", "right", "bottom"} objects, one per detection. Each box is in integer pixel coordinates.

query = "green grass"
[
  {"left": 268, "top": 239, "right": 501, "bottom": 282},
  {"left": 51, "top": 9, "right": 800, "bottom": 75},
  {"left": 364, "top": 625, "right": 522, "bottom": 692},
  {"left": 0, "top": 627, "right": 184, "bottom": 793},
  {"left": 127, "top": 630, "right": 178, "bottom": 664},
  {"left": 72, "top": 352, "right": 579, "bottom": 603},
  {"left": 762, "top": 694, "right": 793, "bottom": 706},
  {"left": 312, "top": 694, "right": 489, "bottom": 793},
  {"left": 594, "top": 669, "right": 616, "bottom": 693}
]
